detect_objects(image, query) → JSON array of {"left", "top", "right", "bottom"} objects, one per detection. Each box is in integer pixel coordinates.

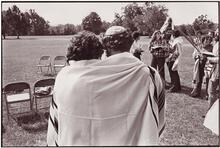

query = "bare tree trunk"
[{"left": 17, "top": 33, "right": 19, "bottom": 39}]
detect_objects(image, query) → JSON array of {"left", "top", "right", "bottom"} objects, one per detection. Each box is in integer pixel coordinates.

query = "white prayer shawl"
[
  {"left": 203, "top": 99, "right": 219, "bottom": 135},
  {"left": 209, "top": 41, "right": 219, "bottom": 81},
  {"left": 171, "top": 37, "right": 183, "bottom": 71},
  {"left": 192, "top": 59, "right": 200, "bottom": 86},
  {"left": 47, "top": 52, "right": 165, "bottom": 146}
]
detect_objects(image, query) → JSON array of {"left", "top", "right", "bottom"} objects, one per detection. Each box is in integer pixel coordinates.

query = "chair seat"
[
  {"left": 7, "top": 93, "right": 30, "bottom": 103},
  {"left": 37, "top": 64, "right": 51, "bottom": 67},
  {"left": 54, "top": 64, "right": 65, "bottom": 67},
  {"left": 34, "top": 90, "right": 53, "bottom": 98}
]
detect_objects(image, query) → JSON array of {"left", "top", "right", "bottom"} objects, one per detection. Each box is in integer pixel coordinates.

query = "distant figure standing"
[
  {"left": 206, "top": 31, "right": 219, "bottom": 109},
  {"left": 191, "top": 35, "right": 213, "bottom": 97},
  {"left": 166, "top": 30, "right": 183, "bottom": 92},
  {"left": 160, "top": 17, "right": 174, "bottom": 41},
  {"left": 149, "top": 30, "right": 169, "bottom": 80},
  {"left": 203, "top": 31, "right": 219, "bottom": 134},
  {"left": 130, "top": 31, "right": 144, "bottom": 60}
]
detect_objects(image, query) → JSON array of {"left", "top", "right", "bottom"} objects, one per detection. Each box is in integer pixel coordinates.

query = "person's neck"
[
  {"left": 110, "top": 50, "right": 124, "bottom": 56},
  {"left": 107, "top": 50, "right": 128, "bottom": 57}
]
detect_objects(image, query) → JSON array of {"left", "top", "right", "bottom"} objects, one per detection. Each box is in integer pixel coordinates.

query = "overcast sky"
[{"left": 2, "top": 2, "right": 218, "bottom": 26}]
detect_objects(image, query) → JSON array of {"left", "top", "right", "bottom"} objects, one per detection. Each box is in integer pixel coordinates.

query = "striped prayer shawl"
[
  {"left": 47, "top": 52, "right": 165, "bottom": 146},
  {"left": 204, "top": 62, "right": 215, "bottom": 79},
  {"left": 148, "top": 66, "right": 166, "bottom": 136},
  {"left": 47, "top": 97, "right": 58, "bottom": 146}
]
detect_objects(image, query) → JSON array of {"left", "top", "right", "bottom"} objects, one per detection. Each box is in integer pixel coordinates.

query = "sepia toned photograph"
[{"left": 1, "top": 1, "right": 219, "bottom": 146}]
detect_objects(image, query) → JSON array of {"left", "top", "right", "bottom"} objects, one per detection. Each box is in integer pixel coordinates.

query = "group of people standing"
[
  {"left": 47, "top": 26, "right": 165, "bottom": 146},
  {"left": 131, "top": 17, "right": 182, "bottom": 93},
  {"left": 191, "top": 30, "right": 219, "bottom": 108},
  {"left": 46, "top": 16, "right": 218, "bottom": 145},
  {"left": 130, "top": 17, "right": 219, "bottom": 110}
]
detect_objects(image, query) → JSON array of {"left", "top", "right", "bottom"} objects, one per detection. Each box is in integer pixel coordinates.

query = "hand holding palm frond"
[{"left": 177, "top": 26, "right": 202, "bottom": 53}]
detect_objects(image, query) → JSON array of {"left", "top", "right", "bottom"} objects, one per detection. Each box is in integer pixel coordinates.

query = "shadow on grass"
[
  {"left": 16, "top": 112, "right": 49, "bottom": 133},
  {"left": 42, "top": 73, "right": 56, "bottom": 77},
  {"left": 165, "top": 81, "right": 208, "bottom": 100},
  {"left": 177, "top": 85, "right": 209, "bottom": 100},
  {"left": 3, "top": 38, "right": 38, "bottom": 40}
]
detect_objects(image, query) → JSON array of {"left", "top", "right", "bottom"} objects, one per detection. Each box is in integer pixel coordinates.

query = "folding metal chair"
[
  {"left": 33, "top": 78, "right": 55, "bottom": 111},
  {"left": 53, "top": 56, "right": 67, "bottom": 74},
  {"left": 37, "top": 56, "right": 53, "bottom": 74},
  {"left": 3, "top": 82, "right": 33, "bottom": 121}
]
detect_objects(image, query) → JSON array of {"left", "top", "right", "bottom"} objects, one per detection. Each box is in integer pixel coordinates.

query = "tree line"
[{"left": 2, "top": 3, "right": 217, "bottom": 39}]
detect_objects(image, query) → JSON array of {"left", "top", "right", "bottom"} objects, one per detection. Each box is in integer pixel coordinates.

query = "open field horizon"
[{"left": 1, "top": 35, "right": 219, "bottom": 146}]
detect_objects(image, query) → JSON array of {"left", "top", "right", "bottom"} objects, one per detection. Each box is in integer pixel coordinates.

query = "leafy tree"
[
  {"left": 119, "top": 3, "right": 143, "bottom": 32},
  {"left": 5, "top": 5, "right": 30, "bottom": 39},
  {"left": 176, "top": 24, "right": 187, "bottom": 35},
  {"left": 141, "top": 3, "right": 168, "bottom": 36},
  {"left": 193, "top": 14, "right": 216, "bottom": 34},
  {"left": 2, "top": 11, "right": 10, "bottom": 39},
  {"left": 111, "top": 3, "right": 168, "bottom": 35},
  {"left": 48, "top": 24, "right": 76, "bottom": 35},
  {"left": 101, "top": 21, "right": 111, "bottom": 32},
  {"left": 75, "top": 24, "right": 83, "bottom": 33},
  {"left": 28, "top": 9, "right": 50, "bottom": 35},
  {"left": 133, "top": 15, "right": 149, "bottom": 35},
  {"left": 123, "top": 3, "right": 142, "bottom": 20},
  {"left": 63, "top": 24, "right": 76, "bottom": 35},
  {"left": 82, "top": 12, "right": 102, "bottom": 34},
  {"left": 112, "top": 13, "right": 123, "bottom": 26}
]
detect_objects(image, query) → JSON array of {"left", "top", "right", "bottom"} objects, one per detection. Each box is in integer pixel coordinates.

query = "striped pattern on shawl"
[{"left": 47, "top": 52, "right": 165, "bottom": 146}]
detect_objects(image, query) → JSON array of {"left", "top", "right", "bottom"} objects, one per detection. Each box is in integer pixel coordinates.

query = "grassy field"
[{"left": 2, "top": 35, "right": 219, "bottom": 146}]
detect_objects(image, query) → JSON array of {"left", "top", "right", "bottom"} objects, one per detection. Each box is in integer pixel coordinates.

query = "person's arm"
[
  {"left": 207, "top": 57, "right": 219, "bottom": 64},
  {"left": 168, "top": 43, "right": 181, "bottom": 61}
]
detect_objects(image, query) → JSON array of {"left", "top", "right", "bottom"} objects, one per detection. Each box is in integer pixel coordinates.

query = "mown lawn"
[{"left": 1, "top": 36, "right": 219, "bottom": 146}]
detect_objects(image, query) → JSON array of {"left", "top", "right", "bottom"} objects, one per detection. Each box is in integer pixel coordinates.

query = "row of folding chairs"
[
  {"left": 3, "top": 78, "right": 55, "bottom": 122},
  {"left": 37, "top": 56, "right": 67, "bottom": 74}
]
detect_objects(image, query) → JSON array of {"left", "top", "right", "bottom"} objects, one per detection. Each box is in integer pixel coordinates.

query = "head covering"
[
  {"left": 103, "top": 26, "right": 132, "bottom": 52},
  {"left": 160, "top": 17, "right": 174, "bottom": 34},
  {"left": 105, "top": 26, "right": 127, "bottom": 36}
]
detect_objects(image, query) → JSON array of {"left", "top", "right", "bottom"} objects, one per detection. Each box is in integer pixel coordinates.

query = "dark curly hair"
[
  {"left": 66, "top": 31, "right": 104, "bottom": 62},
  {"left": 102, "top": 30, "right": 133, "bottom": 52}
]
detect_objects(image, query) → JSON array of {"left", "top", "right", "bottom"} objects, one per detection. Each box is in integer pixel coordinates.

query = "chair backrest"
[
  {"left": 39, "top": 56, "right": 51, "bottom": 64},
  {"left": 41, "top": 56, "right": 50, "bottom": 60},
  {"left": 54, "top": 56, "right": 66, "bottom": 65},
  {"left": 54, "top": 56, "right": 66, "bottom": 61},
  {"left": 4, "top": 82, "right": 30, "bottom": 93},
  {"left": 34, "top": 78, "right": 55, "bottom": 89}
]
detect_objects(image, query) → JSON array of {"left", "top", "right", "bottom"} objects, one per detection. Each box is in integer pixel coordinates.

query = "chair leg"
[
  {"left": 5, "top": 103, "right": 10, "bottom": 122},
  {"left": 35, "top": 97, "right": 38, "bottom": 112},
  {"left": 37, "top": 67, "right": 40, "bottom": 73},
  {"left": 54, "top": 67, "right": 56, "bottom": 74},
  {"left": 51, "top": 66, "right": 53, "bottom": 74},
  {"left": 46, "top": 66, "right": 49, "bottom": 74},
  {"left": 30, "top": 98, "right": 33, "bottom": 111}
]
